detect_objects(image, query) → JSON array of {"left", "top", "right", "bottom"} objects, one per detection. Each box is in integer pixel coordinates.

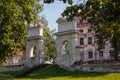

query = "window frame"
[
  {"left": 80, "top": 38, "right": 84, "bottom": 45},
  {"left": 79, "top": 30, "right": 83, "bottom": 33},
  {"left": 88, "top": 51, "right": 93, "bottom": 58},
  {"left": 88, "top": 29, "right": 92, "bottom": 32},
  {"left": 88, "top": 37, "right": 92, "bottom": 45},
  {"left": 110, "top": 50, "right": 114, "bottom": 57}
]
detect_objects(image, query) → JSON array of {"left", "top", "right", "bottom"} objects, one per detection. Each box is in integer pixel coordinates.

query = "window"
[
  {"left": 99, "top": 51, "right": 103, "bottom": 58},
  {"left": 80, "top": 38, "right": 84, "bottom": 45},
  {"left": 109, "top": 38, "right": 112, "bottom": 43},
  {"left": 79, "top": 19, "right": 83, "bottom": 23},
  {"left": 88, "top": 29, "right": 91, "bottom": 32},
  {"left": 110, "top": 50, "right": 114, "bottom": 57},
  {"left": 88, "top": 51, "right": 93, "bottom": 58},
  {"left": 79, "top": 30, "right": 83, "bottom": 33},
  {"left": 88, "top": 37, "right": 92, "bottom": 44}
]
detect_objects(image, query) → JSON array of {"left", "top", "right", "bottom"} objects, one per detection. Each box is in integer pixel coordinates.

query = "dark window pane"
[
  {"left": 88, "top": 51, "right": 93, "bottom": 58},
  {"left": 110, "top": 50, "right": 114, "bottom": 57},
  {"left": 79, "top": 19, "right": 83, "bottom": 23},
  {"left": 88, "top": 37, "right": 92, "bottom": 44},
  {"left": 109, "top": 38, "right": 112, "bottom": 43},
  {"left": 79, "top": 30, "right": 83, "bottom": 33},
  {"left": 88, "top": 29, "right": 91, "bottom": 32},
  {"left": 80, "top": 38, "right": 84, "bottom": 45}
]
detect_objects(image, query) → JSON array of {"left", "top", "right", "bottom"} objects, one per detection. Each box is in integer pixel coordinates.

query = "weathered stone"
[{"left": 24, "top": 23, "right": 45, "bottom": 68}]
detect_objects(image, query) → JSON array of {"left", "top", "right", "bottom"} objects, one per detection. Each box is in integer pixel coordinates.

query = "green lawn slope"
[{"left": 0, "top": 65, "right": 120, "bottom": 80}]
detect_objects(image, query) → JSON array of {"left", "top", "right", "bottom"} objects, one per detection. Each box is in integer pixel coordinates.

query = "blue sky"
[
  {"left": 40, "top": 1, "right": 69, "bottom": 31},
  {"left": 40, "top": 0, "right": 82, "bottom": 31}
]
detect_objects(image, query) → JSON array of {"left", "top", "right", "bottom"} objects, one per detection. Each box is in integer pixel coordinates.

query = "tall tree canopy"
[
  {"left": 44, "top": 0, "right": 120, "bottom": 60},
  {"left": 44, "top": 0, "right": 73, "bottom": 5},
  {"left": 0, "top": 0, "right": 43, "bottom": 63}
]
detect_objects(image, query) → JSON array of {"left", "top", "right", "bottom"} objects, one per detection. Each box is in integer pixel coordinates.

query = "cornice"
[
  {"left": 27, "top": 36, "right": 45, "bottom": 41},
  {"left": 56, "top": 30, "right": 78, "bottom": 36}
]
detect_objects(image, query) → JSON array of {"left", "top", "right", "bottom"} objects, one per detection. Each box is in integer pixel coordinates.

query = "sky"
[
  {"left": 40, "top": 0, "right": 81, "bottom": 32},
  {"left": 40, "top": 1, "right": 69, "bottom": 31}
]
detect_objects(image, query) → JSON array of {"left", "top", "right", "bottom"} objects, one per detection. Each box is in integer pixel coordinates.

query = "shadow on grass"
[
  {"left": 1, "top": 65, "right": 120, "bottom": 80},
  {"left": 0, "top": 71, "right": 18, "bottom": 80},
  {"left": 24, "top": 65, "right": 114, "bottom": 79},
  {"left": 0, "top": 68, "right": 30, "bottom": 80}
]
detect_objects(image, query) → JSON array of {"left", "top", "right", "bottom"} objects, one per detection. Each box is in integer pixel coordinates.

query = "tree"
[
  {"left": 44, "top": 0, "right": 73, "bottom": 5},
  {"left": 40, "top": 16, "right": 55, "bottom": 60},
  {"left": 79, "top": 0, "right": 120, "bottom": 60},
  {"left": 44, "top": 0, "right": 120, "bottom": 60},
  {"left": 0, "top": 0, "right": 43, "bottom": 63}
]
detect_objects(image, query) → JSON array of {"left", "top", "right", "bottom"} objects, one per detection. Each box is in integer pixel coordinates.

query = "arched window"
[
  {"left": 30, "top": 45, "right": 37, "bottom": 57},
  {"left": 62, "top": 41, "right": 70, "bottom": 55}
]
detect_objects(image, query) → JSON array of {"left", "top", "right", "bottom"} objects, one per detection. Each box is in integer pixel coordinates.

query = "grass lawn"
[{"left": 0, "top": 65, "right": 120, "bottom": 80}]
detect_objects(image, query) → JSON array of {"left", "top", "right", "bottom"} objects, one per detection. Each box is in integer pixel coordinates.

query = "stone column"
[
  {"left": 24, "top": 41, "right": 31, "bottom": 67},
  {"left": 70, "top": 33, "right": 78, "bottom": 64},
  {"left": 55, "top": 37, "right": 61, "bottom": 64},
  {"left": 37, "top": 39, "right": 45, "bottom": 64}
]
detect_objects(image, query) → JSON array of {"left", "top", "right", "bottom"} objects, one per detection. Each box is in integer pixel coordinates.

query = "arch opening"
[
  {"left": 30, "top": 45, "right": 37, "bottom": 61},
  {"left": 62, "top": 41, "right": 70, "bottom": 55}
]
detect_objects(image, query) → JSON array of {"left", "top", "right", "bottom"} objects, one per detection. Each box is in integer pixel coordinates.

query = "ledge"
[
  {"left": 27, "top": 36, "right": 45, "bottom": 41},
  {"left": 56, "top": 30, "right": 78, "bottom": 36}
]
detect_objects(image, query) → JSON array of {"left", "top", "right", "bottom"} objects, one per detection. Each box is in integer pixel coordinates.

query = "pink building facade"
[{"left": 75, "top": 17, "right": 114, "bottom": 61}]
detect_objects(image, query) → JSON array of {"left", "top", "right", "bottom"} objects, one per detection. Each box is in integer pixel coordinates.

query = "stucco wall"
[{"left": 58, "top": 21, "right": 77, "bottom": 32}]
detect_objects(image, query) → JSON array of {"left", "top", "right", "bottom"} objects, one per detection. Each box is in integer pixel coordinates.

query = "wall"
[
  {"left": 28, "top": 27, "right": 43, "bottom": 37},
  {"left": 58, "top": 21, "right": 77, "bottom": 32},
  {"left": 55, "top": 19, "right": 81, "bottom": 66},
  {"left": 60, "top": 61, "right": 120, "bottom": 72}
]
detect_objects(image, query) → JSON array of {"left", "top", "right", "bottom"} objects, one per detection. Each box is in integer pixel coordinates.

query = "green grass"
[
  {"left": 0, "top": 67, "right": 30, "bottom": 80},
  {"left": 0, "top": 65, "right": 120, "bottom": 80}
]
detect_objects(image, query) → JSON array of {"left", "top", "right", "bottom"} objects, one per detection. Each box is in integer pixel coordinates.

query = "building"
[
  {"left": 5, "top": 51, "right": 24, "bottom": 66},
  {"left": 55, "top": 17, "right": 114, "bottom": 66},
  {"left": 76, "top": 17, "right": 114, "bottom": 61}
]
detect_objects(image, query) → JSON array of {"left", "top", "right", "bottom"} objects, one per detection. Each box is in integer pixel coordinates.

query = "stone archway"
[
  {"left": 24, "top": 23, "right": 45, "bottom": 68},
  {"left": 55, "top": 17, "right": 81, "bottom": 66}
]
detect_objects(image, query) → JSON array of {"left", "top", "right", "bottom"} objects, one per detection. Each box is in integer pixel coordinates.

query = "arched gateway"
[
  {"left": 55, "top": 18, "right": 83, "bottom": 66},
  {"left": 24, "top": 23, "right": 45, "bottom": 67}
]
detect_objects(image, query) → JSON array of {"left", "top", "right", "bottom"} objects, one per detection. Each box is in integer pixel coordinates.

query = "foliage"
[
  {"left": 80, "top": 0, "right": 120, "bottom": 60},
  {"left": 44, "top": 0, "right": 73, "bottom": 5},
  {"left": 0, "top": 0, "right": 43, "bottom": 63},
  {"left": 44, "top": 0, "right": 120, "bottom": 60},
  {"left": 40, "top": 16, "right": 55, "bottom": 60},
  {"left": 64, "top": 41, "right": 70, "bottom": 54},
  {"left": 0, "top": 65, "right": 120, "bottom": 80}
]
